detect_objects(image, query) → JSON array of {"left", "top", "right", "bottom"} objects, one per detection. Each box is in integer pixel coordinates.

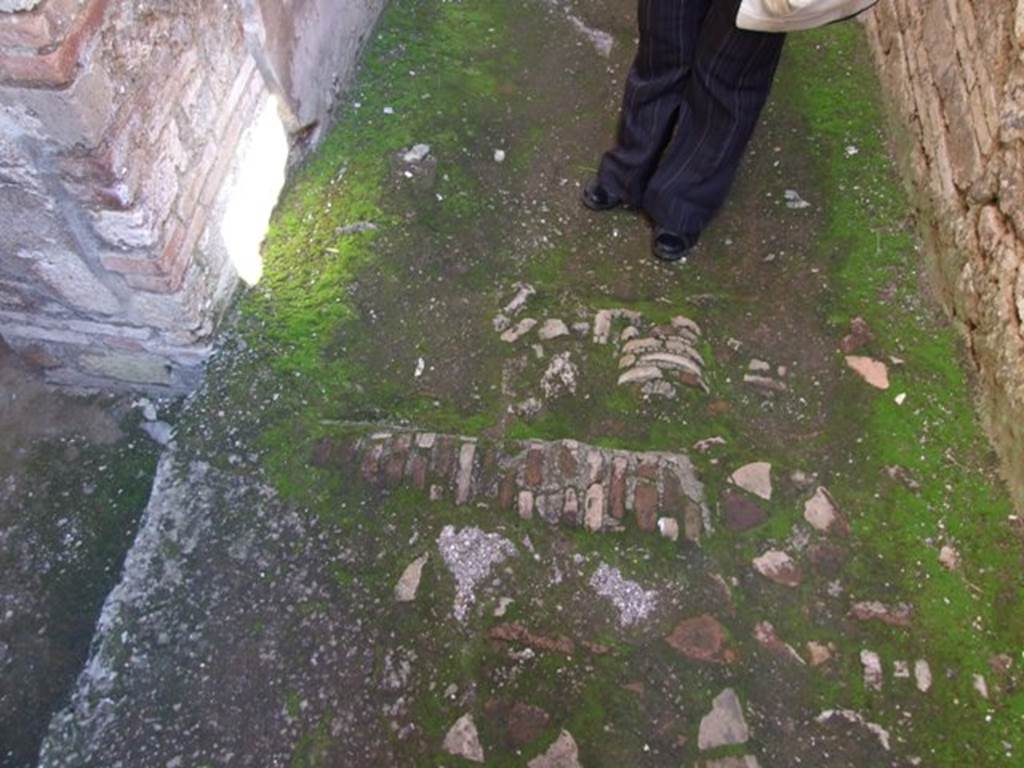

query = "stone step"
[{"left": 312, "top": 429, "right": 709, "bottom": 543}]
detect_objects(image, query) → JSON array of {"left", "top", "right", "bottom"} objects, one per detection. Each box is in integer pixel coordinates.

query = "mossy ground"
[{"left": 164, "top": 0, "right": 1022, "bottom": 765}]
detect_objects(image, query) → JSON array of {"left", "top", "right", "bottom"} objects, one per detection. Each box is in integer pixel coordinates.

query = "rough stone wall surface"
[
  {"left": 0, "top": 0, "right": 383, "bottom": 392},
  {"left": 863, "top": 2, "right": 1024, "bottom": 507}
]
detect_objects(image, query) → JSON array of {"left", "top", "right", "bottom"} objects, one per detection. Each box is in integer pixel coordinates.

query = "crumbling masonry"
[
  {"left": 864, "top": 1, "right": 1024, "bottom": 507},
  {"left": 0, "top": 0, "right": 383, "bottom": 391}
]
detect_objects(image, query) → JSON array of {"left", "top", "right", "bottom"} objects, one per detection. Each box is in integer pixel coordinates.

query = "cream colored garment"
[{"left": 736, "top": 0, "right": 879, "bottom": 32}]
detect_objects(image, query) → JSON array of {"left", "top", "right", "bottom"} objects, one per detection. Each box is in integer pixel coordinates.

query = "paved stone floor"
[{"left": 4, "top": 1, "right": 1024, "bottom": 766}]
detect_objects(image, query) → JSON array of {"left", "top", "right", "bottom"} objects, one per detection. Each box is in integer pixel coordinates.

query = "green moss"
[
  {"left": 774, "top": 24, "right": 1023, "bottom": 764},
  {"left": 168, "top": 1, "right": 1021, "bottom": 764},
  {"left": 289, "top": 719, "right": 332, "bottom": 768}
]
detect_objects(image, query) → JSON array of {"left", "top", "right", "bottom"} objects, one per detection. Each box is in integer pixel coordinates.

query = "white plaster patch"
[
  {"left": 589, "top": 563, "right": 657, "bottom": 627},
  {"left": 438, "top": 526, "right": 517, "bottom": 622}
]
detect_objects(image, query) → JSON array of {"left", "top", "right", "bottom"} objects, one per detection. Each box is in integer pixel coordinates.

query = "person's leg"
[
  {"left": 594, "top": 0, "right": 713, "bottom": 207},
  {"left": 642, "top": 0, "right": 785, "bottom": 240}
]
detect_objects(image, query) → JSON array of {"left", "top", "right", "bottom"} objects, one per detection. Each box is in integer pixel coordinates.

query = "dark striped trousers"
[{"left": 598, "top": 0, "right": 786, "bottom": 237}]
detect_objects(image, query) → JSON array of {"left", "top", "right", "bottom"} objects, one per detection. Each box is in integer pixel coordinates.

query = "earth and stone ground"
[{"left": 2, "top": 0, "right": 1023, "bottom": 766}]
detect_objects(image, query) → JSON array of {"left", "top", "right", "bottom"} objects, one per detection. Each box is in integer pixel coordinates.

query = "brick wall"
[
  {"left": 863, "top": 2, "right": 1024, "bottom": 508},
  {"left": 0, "top": 0, "right": 383, "bottom": 392}
]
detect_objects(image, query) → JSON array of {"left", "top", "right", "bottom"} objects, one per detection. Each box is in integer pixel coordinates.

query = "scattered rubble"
[
  {"left": 503, "top": 283, "right": 536, "bottom": 315},
  {"left": 938, "top": 544, "right": 961, "bottom": 571},
  {"left": 849, "top": 601, "right": 913, "bottom": 628},
  {"left": 803, "top": 487, "right": 849, "bottom": 535},
  {"left": 488, "top": 623, "right": 575, "bottom": 656},
  {"left": 861, "top": 649, "right": 884, "bottom": 690},
  {"left": 915, "top": 659, "right": 933, "bottom": 692},
  {"left": 840, "top": 316, "right": 874, "bottom": 354},
  {"left": 694, "top": 436, "right": 727, "bottom": 453},
  {"left": 743, "top": 358, "right": 788, "bottom": 393},
  {"left": 501, "top": 318, "right": 538, "bottom": 343},
  {"left": 973, "top": 674, "right": 989, "bottom": 699},
  {"left": 816, "top": 710, "right": 891, "bottom": 751},
  {"left": 752, "top": 550, "right": 802, "bottom": 587},
  {"left": 141, "top": 421, "right": 173, "bottom": 446},
  {"left": 753, "top": 621, "right": 805, "bottom": 664},
  {"left": 883, "top": 464, "right": 921, "bottom": 491},
  {"left": 541, "top": 352, "right": 578, "bottom": 399},
  {"left": 402, "top": 143, "right": 431, "bottom": 163},
  {"left": 784, "top": 189, "right": 812, "bottom": 209},
  {"left": 657, "top": 517, "right": 680, "bottom": 542},
  {"left": 806, "top": 641, "right": 835, "bottom": 667},
  {"left": 336, "top": 221, "right": 379, "bottom": 235}
]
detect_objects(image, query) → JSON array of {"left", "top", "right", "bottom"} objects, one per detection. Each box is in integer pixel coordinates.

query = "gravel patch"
[
  {"left": 589, "top": 563, "right": 657, "bottom": 627},
  {"left": 438, "top": 526, "right": 517, "bottom": 621}
]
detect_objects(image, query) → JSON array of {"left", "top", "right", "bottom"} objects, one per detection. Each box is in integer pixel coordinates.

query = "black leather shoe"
[
  {"left": 581, "top": 178, "right": 623, "bottom": 211},
  {"left": 652, "top": 227, "right": 698, "bottom": 262}
]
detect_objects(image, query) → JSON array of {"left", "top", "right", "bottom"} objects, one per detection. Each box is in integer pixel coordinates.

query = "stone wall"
[
  {"left": 863, "top": 2, "right": 1024, "bottom": 508},
  {"left": 0, "top": 0, "right": 383, "bottom": 392}
]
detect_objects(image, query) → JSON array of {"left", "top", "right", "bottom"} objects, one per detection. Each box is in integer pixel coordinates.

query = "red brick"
[
  {"left": 408, "top": 453, "right": 428, "bottom": 490},
  {"left": 637, "top": 459, "right": 659, "bottom": 480},
  {"left": 524, "top": 446, "right": 544, "bottom": 488},
  {"left": 432, "top": 436, "right": 456, "bottom": 480},
  {"left": 609, "top": 457, "right": 627, "bottom": 519},
  {"left": 498, "top": 472, "right": 517, "bottom": 511},
  {"left": 634, "top": 481, "right": 658, "bottom": 531},
  {"left": 557, "top": 443, "right": 577, "bottom": 476},
  {"left": 384, "top": 434, "right": 411, "bottom": 487},
  {"left": 360, "top": 442, "right": 383, "bottom": 483}
]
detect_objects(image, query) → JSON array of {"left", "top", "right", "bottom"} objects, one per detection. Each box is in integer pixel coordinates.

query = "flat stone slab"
[
  {"left": 730, "top": 462, "right": 773, "bottom": 500},
  {"left": 665, "top": 614, "right": 736, "bottom": 664},
  {"left": 444, "top": 714, "right": 485, "bottom": 763},
  {"left": 395, "top": 553, "right": 429, "bottom": 602},
  {"left": 699, "top": 688, "right": 751, "bottom": 750}
]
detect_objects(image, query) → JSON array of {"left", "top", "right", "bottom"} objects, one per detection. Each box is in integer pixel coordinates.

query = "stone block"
[
  {"left": 23, "top": 249, "right": 122, "bottom": 316},
  {"left": 78, "top": 350, "right": 172, "bottom": 386}
]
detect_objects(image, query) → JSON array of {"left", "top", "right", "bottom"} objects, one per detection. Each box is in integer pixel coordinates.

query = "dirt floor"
[
  {"left": 5, "top": 1, "right": 1023, "bottom": 767},
  {"left": 0, "top": 342, "right": 163, "bottom": 767}
]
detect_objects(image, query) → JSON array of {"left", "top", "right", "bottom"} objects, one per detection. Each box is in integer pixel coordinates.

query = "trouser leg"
[
  {"left": 597, "top": 0, "right": 712, "bottom": 206},
  {"left": 642, "top": 0, "right": 785, "bottom": 236}
]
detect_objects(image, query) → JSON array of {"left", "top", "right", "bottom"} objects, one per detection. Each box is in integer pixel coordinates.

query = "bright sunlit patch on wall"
[{"left": 220, "top": 95, "right": 289, "bottom": 286}]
